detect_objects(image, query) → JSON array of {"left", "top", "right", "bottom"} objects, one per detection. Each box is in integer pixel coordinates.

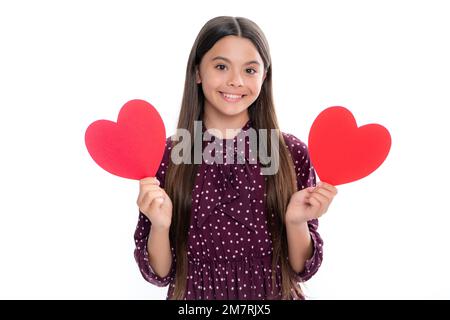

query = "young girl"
[{"left": 134, "top": 16, "right": 337, "bottom": 300}]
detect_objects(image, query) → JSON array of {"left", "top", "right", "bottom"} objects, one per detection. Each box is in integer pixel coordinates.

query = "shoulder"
[
  {"left": 281, "top": 132, "right": 317, "bottom": 189},
  {"left": 281, "top": 132, "right": 310, "bottom": 159},
  {"left": 165, "top": 136, "right": 174, "bottom": 151},
  {"left": 155, "top": 136, "right": 175, "bottom": 187},
  {"left": 160, "top": 136, "right": 174, "bottom": 163}
]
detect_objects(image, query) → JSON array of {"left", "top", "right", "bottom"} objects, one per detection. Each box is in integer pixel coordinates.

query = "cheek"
[
  {"left": 202, "top": 72, "right": 224, "bottom": 89},
  {"left": 249, "top": 79, "right": 263, "bottom": 96},
  {"left": 200, "top": 78, "right": 215, "bottom": 96}
]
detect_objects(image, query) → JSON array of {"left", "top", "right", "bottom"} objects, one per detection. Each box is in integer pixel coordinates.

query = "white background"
[{"left": 1, "top": 0, "right": 449, "bottom": 299}]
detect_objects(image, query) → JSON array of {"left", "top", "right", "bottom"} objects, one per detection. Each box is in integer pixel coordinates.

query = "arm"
[
  {"left": 285, "top": 180, "right": 336, "bottom": 278},
  {"left": 147, "top": 225, "right": 172, "bottom": 278},
  {"left": 134, "top": 212, "right": 175, "bottom": 286},
  {"left": 282, "top": 133, "right": 331, "bottom": 280},
  {"left": 286, "top": 182, "right": 335, "bottom": 279},
  {"left": 286, "top": 220, "right": 314, "bottom": 273},
  {"left": 287, "top": 218, "right": 324, "bottom": 281},
  {"left": 134, "top": 138, "right": 175, "bottom": 286}
]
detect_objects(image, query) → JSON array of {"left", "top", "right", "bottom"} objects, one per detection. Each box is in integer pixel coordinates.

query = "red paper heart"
[
  {"left": 85, "top": 99, "right": 166, "bottom": 180},
  {"left": 308, "top": 106, "right": 391, "bottom": 185}
]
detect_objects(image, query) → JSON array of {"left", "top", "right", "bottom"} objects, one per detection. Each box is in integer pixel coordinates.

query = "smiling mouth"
[{"left": 219, "top": 92, "right": 246, "bottom": 103}]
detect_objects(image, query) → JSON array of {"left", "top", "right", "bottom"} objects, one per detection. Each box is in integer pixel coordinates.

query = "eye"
[
  {"left": 215, "top": 64, "right": 227, "bottom": 71},
  {"left": 246, "top": 68, "right": 257, "bottom": 75}
]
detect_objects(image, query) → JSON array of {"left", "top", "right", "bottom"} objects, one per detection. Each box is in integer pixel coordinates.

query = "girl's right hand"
[{"left": 137, "top": 177, "right": 173, "bottom": 230}]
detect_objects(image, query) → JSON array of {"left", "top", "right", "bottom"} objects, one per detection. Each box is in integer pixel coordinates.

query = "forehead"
[{"left": 204, "top": 35, "right": 263, "bottom": 64}]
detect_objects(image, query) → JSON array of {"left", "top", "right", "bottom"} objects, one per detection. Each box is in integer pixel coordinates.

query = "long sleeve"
[
  {"left": 283, "top": 133, "right": 324, "bottom": 282},
  {"left": 133, "top": 137, "right": 176, "bottom": 287}
]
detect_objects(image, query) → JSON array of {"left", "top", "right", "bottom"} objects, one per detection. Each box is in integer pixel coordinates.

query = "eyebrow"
[{"left": 211, "top": 56, "right": 261, "bottom": 66}]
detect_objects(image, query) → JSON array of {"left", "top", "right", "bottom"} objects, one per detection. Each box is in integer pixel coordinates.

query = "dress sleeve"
[
  {"left": 133, "top": 137, "right": 176, "bottom": 287},
  {"left": 283, "top": 133, "right": 324, "bottom": 282}
]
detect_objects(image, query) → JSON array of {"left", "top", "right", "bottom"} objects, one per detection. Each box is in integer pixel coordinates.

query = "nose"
[{"left": 227, "top": 70, "right": 244, "bottom": 87}]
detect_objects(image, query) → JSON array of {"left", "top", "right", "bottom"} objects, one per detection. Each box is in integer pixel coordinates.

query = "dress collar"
[
  {"left": 201, "top": 119, "right": 256, "bottom": 164},
  {"left": 201, "top": 119, "right": 253, "bottom": 141}
]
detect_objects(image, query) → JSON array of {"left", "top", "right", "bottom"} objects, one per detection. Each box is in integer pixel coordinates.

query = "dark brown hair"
[{"left": 165, "top": 16, "right": 301, "bottom": 299}]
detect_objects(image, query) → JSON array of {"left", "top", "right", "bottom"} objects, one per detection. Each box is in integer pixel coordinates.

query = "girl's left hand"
[{"left": 286, "top": 181, "right": 338, "bottom": 225}]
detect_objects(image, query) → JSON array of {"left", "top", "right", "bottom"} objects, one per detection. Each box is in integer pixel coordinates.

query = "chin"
[{"left": 216, "top": 106, "right": 249, "bottom": 117}]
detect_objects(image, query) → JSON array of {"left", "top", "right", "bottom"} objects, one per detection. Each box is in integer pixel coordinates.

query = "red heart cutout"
[
  {"left": 85, "top": 99, "right": 166, "bottom": 180},
  {"left": 308, "top": 106, "right": 391, "bottom": 186}
]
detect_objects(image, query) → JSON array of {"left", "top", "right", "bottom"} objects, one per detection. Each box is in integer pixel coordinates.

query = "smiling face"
[{"left": 196, "top": 35, "right": 266, "bottom": 120}]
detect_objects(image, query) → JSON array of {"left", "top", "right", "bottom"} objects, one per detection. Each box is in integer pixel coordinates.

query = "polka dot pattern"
[{"left": 134, "top": 120, "right": 323, "bottom": 299}]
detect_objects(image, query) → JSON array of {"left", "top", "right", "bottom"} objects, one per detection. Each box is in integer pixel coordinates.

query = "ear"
[
  {"left": 195, "top": 67, "right": 202, "bottom": 84},
  {"left": 262, "top": 70, "right": 267, "bottom": 82}
]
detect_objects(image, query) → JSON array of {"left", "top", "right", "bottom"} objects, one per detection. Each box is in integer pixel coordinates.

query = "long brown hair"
[{"left": 165, "top": 16, "right": 301, "bottom": 299}]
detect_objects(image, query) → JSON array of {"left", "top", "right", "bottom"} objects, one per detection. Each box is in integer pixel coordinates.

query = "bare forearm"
[
  {"left": 286, "top": 220, "right": 313, "bottom": 273},
  {"left": 147, "top": 226, "right": 172, "bottom": 278}
]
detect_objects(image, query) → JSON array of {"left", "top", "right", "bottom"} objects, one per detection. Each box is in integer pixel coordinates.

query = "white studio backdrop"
[{"left": 0, "top": 0, "right": 449, "bottom": 299}]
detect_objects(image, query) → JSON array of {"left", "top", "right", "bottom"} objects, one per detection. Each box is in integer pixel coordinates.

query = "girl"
[{"left": 134, "top": 16, "right": 337, "bottom": 300}]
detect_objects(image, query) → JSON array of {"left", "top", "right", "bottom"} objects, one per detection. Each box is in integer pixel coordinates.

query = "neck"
[{"left": 203, "top": 107, "right": 250, "bottom": 139}]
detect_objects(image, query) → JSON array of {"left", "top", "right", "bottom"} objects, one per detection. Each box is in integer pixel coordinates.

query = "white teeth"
[{"left": 221, "top": 92, "right": 243, "bottom": 99}]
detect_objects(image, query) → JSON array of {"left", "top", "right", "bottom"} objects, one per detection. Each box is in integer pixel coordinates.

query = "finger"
[
  {"left": 144, "top": 196, "right": 164, "bottom": 215},
  {"left": 308, "top": 195, "right": 322, "bottom": 211},
  {"left": 140, "top": 177, "right": 160, "bottom": 186},
  {"left": 140, "top": 190, "right": 164, "bottom": 209},
  {"left": 137, "top": 185, "right": 162, "bottom": 205},
  {"left": 310, "top": 193, "right": 331, "bottom": 214},
  {"left": 160, "top": 191, "right": 171, "bottom": 208},
  {"left": 309, "top": 192, "right": 328, "bottom": 209},
  {"left": 310, "top": 196, "right": 328, "bottom": 217},
  {"left": 313, "top": 187, "right": 335, "bottom": 201},
  {"left": 160, "top": 188, "right": 170, "bottom": 203},
  {"left": 304, "top": 197, "right": 312, "bottom": 207},
  {"left": 148, "top": 194, "right": 164, "bottom": 212},
  {"left": 317, "top": 182, "right": 338, "bottom": 195},
  {"left": 159, "top": 188, "right": 168, "bottom": 196},
  {"left": 141, "top": 184, "right": 162, "bottom": 193},
  {"left": 144, "top": 190, "right": 164, "bottom": 202}
]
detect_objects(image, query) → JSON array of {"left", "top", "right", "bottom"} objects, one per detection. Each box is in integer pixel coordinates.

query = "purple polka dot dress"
[{"left": 134, "top": 120, "right": 323, "bottom": 300}]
